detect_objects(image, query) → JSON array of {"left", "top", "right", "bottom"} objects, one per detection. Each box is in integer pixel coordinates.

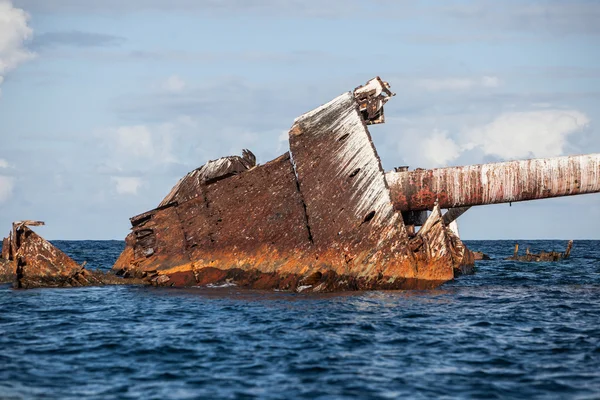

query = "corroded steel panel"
[
  {"left": 114, "top": 153, "right": 317, "bottom": 283},
  {"left": 407, "top": 204, "right": 474, "bottom": 279},
  {"left": 176, "top": 153, "right": 313, "bottom": 271},
  {"left": 126, "top": 205, "right": 191, "bottom": 275},
  {"left": 288, "top": 89, "right": 429, "bottom": 283},
  {"left": 198, "top": 153, "right": 311, "bottom": 254},
  {"left": 0, "top": 257, "right": 14, "bottom": 283},
  {"left": 388, "top": 153, "right": 600, "bottom": 211},
  {"left": 289, "top": 91, "right": 407, "bottom": 246},
  {"left": 112, "top": 77, "right": 474, "bottom": 291}
]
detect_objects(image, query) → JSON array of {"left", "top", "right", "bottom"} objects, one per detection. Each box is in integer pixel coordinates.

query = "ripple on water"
[{"left": 0, "top": 240, "right": 599, "bottom": 399}]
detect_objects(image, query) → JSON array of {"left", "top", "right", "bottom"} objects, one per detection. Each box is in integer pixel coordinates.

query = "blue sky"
[{"left": 0, "top": 0, "right": 599, "bottom": 239}]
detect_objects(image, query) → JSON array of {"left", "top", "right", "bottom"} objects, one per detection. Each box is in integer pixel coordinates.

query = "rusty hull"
[
  {"left": 388, "top": 154, "right": 600, "bottom": 212},
  {"left": 113, "top": 78, "right": 474, "bottom": 291}
]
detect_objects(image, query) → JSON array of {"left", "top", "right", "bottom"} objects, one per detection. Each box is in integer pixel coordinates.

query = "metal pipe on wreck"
[
  {"left": 387, "top": 153, "right": 600, "bottom": 212},
  {"left": 442, "top": 207, "right": 471, "bottom": 226}
]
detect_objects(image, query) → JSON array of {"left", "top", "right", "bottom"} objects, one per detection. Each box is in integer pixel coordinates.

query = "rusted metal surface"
[
  {"left": 4, "top": 222, "right": 93, "bottom": 288},
  {"left": 0, "top": 222, "right": 146, "bottom": 288},
  {"left": 0, "top": 255, "right": 14, "bottom": 283},
  {"left": 409, "top": 204, "right": 475, "bottom": 277},
  {"left": 1, "top": 236, "right": 10, "bottom": 261},
  {"left": 158, "top": 150, "right": 256, "bottom": 207},
  {"left": 388, "top": 154, "right": 600, "bottom": 212},
  {"left": 353, "top": 76, "right": 395, "bottom": 125},
  {"left": 114, "top": 153, "right": 314, "bottom": 285},
  {"left": 114, "top": 78, "right": 475, "bottom": 291},
  {"left": 506, "top": 240, "right": 573, "bottom": 262},
  {"left": 0, "top": 222, "right": 44, "bottom": 283}
]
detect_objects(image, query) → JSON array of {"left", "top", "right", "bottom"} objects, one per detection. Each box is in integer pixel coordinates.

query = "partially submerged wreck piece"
[
  {"left": 113, "top": 77, "right": 474, "bottom": 291},
  {"left": 473, "top": 252, "right": 492, "bottom": 261},
  {"left": 506, "top": 240, "right": 573, "bottom": 262},
  {"left": 0, "top": 221, "right": 93, "bottom": 288},
  {"left": 0, "top": 221, "right": 144, "bottom": 288}
]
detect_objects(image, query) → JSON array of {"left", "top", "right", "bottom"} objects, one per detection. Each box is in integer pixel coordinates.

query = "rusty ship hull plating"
[{"left": 112, "top": 78, "right": 474, "bottom": 291}]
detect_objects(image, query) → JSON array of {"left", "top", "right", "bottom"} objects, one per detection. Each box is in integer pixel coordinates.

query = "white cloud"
[
  {"left": 421, "top": 129, "right": 462, "bottom": 166},
  {"left": 111, "top": 176, "right": 142, "bottom": 195},
  {"left": 0, "top": 175, "right": 15, "bottom": 202},
  {"left": 115, "top": 125, "right": 155, "bottom": 158},
  {"left": 162, "top": 75, "right": 186, "bottom": 93},
  {"left": 0, "top": 158, "right": 9, "bottom": 168},
  {"left": 481, "top": 76, "right": 500, "bottom": 88},
  {"left": 99, "top": 117, "right": 203, "bottom": 183},
  {"left": 0, "top": 1, "right": 34, "bottom": 93},
  {"left": 467, "top": 109, "right": 590, "bottom": 159},
  {"left": 387, "top": 107, "right": 591, "bottom": 170},
  {"left": 416, "top": 76, "right": 501, "bottom": 92},
  {"left": 109, "top": 121, "right": 184, "bottom": 166}
]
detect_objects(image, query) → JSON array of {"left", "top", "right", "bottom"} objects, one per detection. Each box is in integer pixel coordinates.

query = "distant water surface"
[{"left": 1, "top": 240, "right": 599, "bottom": 399}]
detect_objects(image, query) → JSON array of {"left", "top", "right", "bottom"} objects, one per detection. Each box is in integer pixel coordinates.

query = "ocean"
[{"left": 1, "top": 240, "right": 599, "bottom": 399}]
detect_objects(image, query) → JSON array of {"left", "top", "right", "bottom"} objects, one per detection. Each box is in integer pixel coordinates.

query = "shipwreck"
[
  {"left": 108, "top": 77, "right": 600, "bottom": 292},
  {"left": 2, "top": 77, "right": 600, "bottom": 291}
]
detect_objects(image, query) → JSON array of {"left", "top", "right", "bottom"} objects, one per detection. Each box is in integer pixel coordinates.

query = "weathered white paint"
[
  {"left": 159, "top": 157, "right": 237, "bottom": 207},
  {"left": 199, "top": 158, "right": 234, "bottom": 180},
  {"left": 292, "top": 92, "right": 396, "bottom": 225},
  {"left": 387, "top": 153, "right": 600, "bottom": 209},
  {"left": 448, "top": 221, "right": 460, "bottom": 238},
  {"left": 354, "top": 77, "right": 385, "bottom": 97}
]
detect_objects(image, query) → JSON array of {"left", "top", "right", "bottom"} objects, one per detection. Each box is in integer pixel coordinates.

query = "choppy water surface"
[{"left": 1, "top": 240, "right": 599, "bottom": 399}]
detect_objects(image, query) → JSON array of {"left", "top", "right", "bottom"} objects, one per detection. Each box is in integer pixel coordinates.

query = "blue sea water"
[{"left": 1, "top": 240, "right": 599, "bottom": 400}]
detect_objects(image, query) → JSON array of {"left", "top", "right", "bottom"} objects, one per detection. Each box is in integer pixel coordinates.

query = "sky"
[{"left": 0, "top": 0, "right": 599, "bottom": 240}]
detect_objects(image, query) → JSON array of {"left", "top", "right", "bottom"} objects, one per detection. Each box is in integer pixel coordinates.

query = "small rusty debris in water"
[{"left": 506, "top": 241, "right": 573, "bottom": 262}]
